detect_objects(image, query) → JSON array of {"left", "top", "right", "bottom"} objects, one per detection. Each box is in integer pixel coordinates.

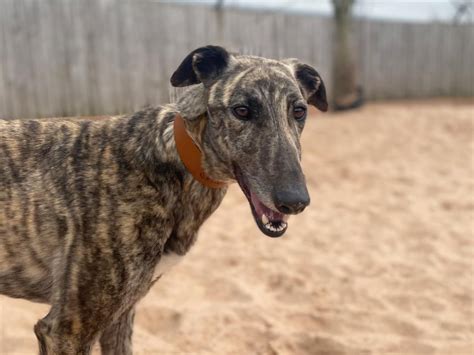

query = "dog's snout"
[
  {"left": 274, "top": 189, "right": 310, "bottom": 215},
  {"left": 276, "top": 200, "right": 308, "bottom": 215}
]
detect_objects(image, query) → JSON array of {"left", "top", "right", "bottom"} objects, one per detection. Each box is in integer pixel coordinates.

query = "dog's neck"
[
  {"left": 123, "top": 105, "right": 220, "bottom": 189},
  {"left": 174, "top": 113, "right": 226, "bottom": 189},
  {"left": 121, "top": 104, "right": 227, "bottom": 254}
]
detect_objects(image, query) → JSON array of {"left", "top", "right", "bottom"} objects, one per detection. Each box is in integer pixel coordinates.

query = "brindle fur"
[{"left": 0, "top": 46, "right": 327, "bottom": 354}]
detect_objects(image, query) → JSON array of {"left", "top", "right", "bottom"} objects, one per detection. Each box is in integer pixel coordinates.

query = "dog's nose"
[{"left": 274, "top": 189, "right": 310, "bottom": 215}]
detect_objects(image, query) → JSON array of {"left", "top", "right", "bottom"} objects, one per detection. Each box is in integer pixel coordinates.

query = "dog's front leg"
[
  {"left": 99, "top": 307, "right": 135, "bottom": 355},
  {"left": 34, "top": 310, "right": 97, "bottom": 355}
]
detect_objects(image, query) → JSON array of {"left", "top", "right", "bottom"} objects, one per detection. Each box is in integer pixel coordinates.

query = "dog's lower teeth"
[
  {"left": 264, "top": 221, "right": 287, "bottom": 233},
  {"left": 265, "top": 223, "right": 275, "bottom": 232},
  {"left": 261, "top": 215, "right": 269, "bottom": 225}
]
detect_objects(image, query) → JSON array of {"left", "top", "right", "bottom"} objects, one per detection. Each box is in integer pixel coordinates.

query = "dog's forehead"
[
  {"left": 224, "top": 56, "right": 299, "bottom": 95},
  {"left": 233, "top": 54, "right": 281, "bottom": 66},
  {"left": 232, "top": 56, "right": 294, "bottom": 80}
]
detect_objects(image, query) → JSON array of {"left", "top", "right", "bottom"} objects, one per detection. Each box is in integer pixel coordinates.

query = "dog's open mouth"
[{"left": 234, "top": 167, "right": 288, "bottom": 238}]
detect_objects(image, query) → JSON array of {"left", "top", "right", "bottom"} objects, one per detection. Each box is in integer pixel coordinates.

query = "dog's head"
[{"left": 171, "top": 45, "right": 327, "bottom": 237}]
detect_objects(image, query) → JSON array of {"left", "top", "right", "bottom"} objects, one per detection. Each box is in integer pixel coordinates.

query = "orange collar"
[{"left": 173, "top": 114, "right": 226, "bottom": 189}]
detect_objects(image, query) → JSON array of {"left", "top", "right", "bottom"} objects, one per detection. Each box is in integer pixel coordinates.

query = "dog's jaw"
[{"left": 234, "top": 165, "right": 289, "bottom": 238}]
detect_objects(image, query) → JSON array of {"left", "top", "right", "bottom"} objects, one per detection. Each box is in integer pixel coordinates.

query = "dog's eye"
[
  {"left": 293, "top": 107, "right": 307, "bottom": 120},
  {"left": 232, "top": 106, "right": 250, "bottom": 120}
]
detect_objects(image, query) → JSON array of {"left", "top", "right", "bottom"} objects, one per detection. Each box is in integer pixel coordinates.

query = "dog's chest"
[{"left": 152, "top": 253, "right": 182, "bottom": 281}]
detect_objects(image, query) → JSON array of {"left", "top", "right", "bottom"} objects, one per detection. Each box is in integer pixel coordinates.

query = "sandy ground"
[{"left": 0, "top": 99, "right": 473, "bottom": 354}]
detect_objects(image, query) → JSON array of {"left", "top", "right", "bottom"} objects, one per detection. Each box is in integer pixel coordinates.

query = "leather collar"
[{"left": 173, "top": 114, "right": 226, "bottom": 189}]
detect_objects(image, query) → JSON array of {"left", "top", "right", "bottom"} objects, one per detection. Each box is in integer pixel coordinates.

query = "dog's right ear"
[
  {"left": 170, "top": 45, "right": 231, "bottom": 88},
  {"left": 283, "top": 59, "right": 328, "bottom": 112}
]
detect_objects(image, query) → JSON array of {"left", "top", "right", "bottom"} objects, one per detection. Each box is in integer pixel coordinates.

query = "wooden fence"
[{"left": 0, "top": 0, "right": 472, "bottom": 119}]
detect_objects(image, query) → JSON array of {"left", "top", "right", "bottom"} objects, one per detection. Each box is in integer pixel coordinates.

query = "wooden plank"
[
  {"left": 0, "top": 0, "right": 13, "bottom": 118},
  {"left": 0, "top": 1, "right": 472, "bottom": 118}
]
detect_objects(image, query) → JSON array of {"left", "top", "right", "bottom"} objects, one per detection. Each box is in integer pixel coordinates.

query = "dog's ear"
[
  {"left": 170, "top": 45, "right": 231, "bottom": 88},
  {"left": 285, "top": 60, "right": 328, "bottom": 112}
]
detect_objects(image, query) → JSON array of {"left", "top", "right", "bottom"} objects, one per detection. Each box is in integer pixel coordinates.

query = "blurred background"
[
  {"left": 0, "top": 0, "right": 472, "bottom": 118},
  {"left": 0, "top": 1, "right": 473, "bottom": 354}
]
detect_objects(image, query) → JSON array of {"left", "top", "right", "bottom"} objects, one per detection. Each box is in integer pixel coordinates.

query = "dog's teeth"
[
  {"left": 262, "top": 215, "right": 269, "bottom": 225},
  {"left": 282, "top": 215, "right": 289, "bottom": 222},
  {"left": 263, "top": 221, "right": 288, "bottom": 233}
]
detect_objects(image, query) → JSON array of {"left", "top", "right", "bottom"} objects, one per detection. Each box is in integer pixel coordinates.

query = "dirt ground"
[{"left": 0, "top": 99, "right": 473, "bottom": 354}]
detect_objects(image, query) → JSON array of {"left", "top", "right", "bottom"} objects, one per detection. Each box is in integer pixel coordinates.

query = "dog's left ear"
[
  {"left": 285, "top": 60, "right": 328, "bottom": 112},
  {"left": 171, "top": 45, "right": 231, "bottom": 88}
]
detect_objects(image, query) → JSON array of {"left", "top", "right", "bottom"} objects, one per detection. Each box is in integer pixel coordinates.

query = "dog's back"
[
  {"left": 0, "top": 119, "right": 93, "bottom": 302},
  {"left": 0, "top": 117, "right": 155, "bottom": 303}
]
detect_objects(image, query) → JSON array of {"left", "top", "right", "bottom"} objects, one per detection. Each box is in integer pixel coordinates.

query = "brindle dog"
[{"left": 0, "top": 45, "right": 327, "bottom": 354}]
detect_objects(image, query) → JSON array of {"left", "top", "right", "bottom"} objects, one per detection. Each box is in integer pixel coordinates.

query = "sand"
[{"left": 0, "top": 99, "right": 473, "bottom": 354}]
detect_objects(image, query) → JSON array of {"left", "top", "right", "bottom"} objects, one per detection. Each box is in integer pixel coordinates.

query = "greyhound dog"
[{"left": 0, "top": 45, "right": 327, "bottom": 354}]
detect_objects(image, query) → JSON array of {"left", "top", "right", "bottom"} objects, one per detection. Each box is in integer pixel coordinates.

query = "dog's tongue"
[{"left": 250, "top": 190, "right": 286, "bottom": 222}]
